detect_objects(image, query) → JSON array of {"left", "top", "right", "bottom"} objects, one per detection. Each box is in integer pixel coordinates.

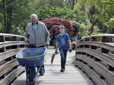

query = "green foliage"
[
  {"left": 53, "top": 41, "right": 56, "bottom": 48},
  {"left": 77, "top": 0, "right": 114, "bottom": 33},
  {"left": 70, "top": 21, "right": 80, "bottom": 36},
  {"left": 79, "top": 24, "right": 87, "bottom": 37},
  {"left": 109, "top": 18, "right": 114, "bottom": 27},
  {"left": 0, "top": 13, "right": 3, "bottom": 22},
  {"left": 0, "top": 0, "right": 87, "bottom": 35},
  {"left": 2, "top": 0, "right": 113, "bottom": 35},
  {"left": 0, "top": 0, "right": 40, "bottom": 34},
  {"left": 37, "top": 4, "right": 86, "bottom": 22}
]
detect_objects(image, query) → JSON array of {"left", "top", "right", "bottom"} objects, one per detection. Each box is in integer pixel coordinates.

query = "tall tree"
[
  {"left": 0, "top": 0, "right": 38, "bottom": 34},
  {"left": 64, "top": 0, "right": 78, "bottom": 9},
  {"left": 77, "top": 0, "right": 114, "bottom": 33}
]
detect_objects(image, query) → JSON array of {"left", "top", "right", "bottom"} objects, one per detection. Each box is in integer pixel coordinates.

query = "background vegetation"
[{"left": 0, "top": 0, "right": 114, "bottom": 38}]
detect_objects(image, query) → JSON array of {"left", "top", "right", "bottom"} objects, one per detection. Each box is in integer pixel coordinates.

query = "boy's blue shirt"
[{"left": 56, "top": 33, "right": 70, "bottom": 50}]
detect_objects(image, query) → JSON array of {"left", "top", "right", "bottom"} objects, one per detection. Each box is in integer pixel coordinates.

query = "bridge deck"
[{"left": 11, "top": 48, "right": 95, "bottom": 85}]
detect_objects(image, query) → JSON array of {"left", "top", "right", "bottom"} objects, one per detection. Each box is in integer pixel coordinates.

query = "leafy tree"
[
  {"left": 77, "top": 0, "right": 114, "bottom": 34},
  {"left": 87, "top": 5, "right": 100, "bottom": 35},
  {"left": 64, "top": 0, "right": 78, "bottom": 9},
  {"left": 37, "top": 4, "right": 86, "bottom": 22},
  {"left": 0, "top": 0, "right": 39, "bottom": 34},
  {"left": 0, "top": 0, "right": 86, "bottom": 35}
]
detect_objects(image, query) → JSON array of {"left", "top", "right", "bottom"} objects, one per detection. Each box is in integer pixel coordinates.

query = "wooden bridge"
[{"left": 0, "top": 33, "right": 113, "bottom": 85}]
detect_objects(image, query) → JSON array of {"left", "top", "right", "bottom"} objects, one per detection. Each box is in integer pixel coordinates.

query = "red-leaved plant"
[{"left": 41, "top": 17, "right": 75, "bottom": 39}]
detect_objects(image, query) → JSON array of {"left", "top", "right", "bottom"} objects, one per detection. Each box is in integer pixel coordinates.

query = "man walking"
[{"left": 25, "top": 14, "right": 50, "bottom": 75}]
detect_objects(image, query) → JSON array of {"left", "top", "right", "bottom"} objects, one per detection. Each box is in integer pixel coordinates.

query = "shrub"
[
  {"left": 41, "top": 17, "right": 75, "bottom": 39},
  {"left": 71, "top": 41, "right": 76, "bottom": 49},
  {"left": 71, "top": 21, "right": 80, "bottom": 36}
]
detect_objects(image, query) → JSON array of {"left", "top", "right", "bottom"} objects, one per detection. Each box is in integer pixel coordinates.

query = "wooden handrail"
[
  {"left": 0, "top": 33, "right": 24, "bottom": 38},
  {"left": 0, "top": 33, "right": 25, "bottom": 42},
  {"left": 0, "top": 33, "right": 25, "bottom": 85},
  {"left": 79, "top": 34, "right": 114, "bottom": 41},
  {"left": 75, "top": 34, "right": 114, "bottom": 85}
]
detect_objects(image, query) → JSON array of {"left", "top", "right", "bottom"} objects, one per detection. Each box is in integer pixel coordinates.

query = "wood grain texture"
[
  {"left": 0, "top": 48, "right": 22, "bottom": 62},
  {"left": 12, "top": 49, "right": 95, "bottom": 85},
  {"left": 77, "top": 48, "right": 114, "bottom": 67},
  {"left": 76, "top": 61, "right": 105, "bottom": 85},
  {"left": 0, "top": 41, "right": 25, "bottom": 48},
  {"left": 11, "top": 66, "right": 95, "bottom": 85},
  {"left": 0, "top": 66, "right": 24, "bottom": 85},
  {"left": 76, "top": 54, "right": 114, "bottom": 85},
  {"left": 0, "top": 59, "right": 19, "bottom": 77}
]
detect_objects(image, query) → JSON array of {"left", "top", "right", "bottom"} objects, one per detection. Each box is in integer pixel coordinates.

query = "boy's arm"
[
  {"left": 55, "top": 41, "right": 59, "bottom": 54},
  {"left": 68, "top": 40, "right": 72, "bottom": 52},
  {"left": 68, "top": 40, "right": 71, "bottom": 47}
]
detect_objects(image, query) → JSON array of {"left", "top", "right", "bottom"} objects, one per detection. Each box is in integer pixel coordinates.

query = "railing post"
[
  {"left": 85, "top": 38, "right": 90, "bottom": 48},
  {"left": 20, "top": 38, "right": 25, "bottom": 48},
  {"left": 75, "top": 36, "right": 78, "bottom": 66},
  {"left": 0, "top": 36, "right": 5, "bottom": 42},
  {"left": 12, "top": 36, "right": 17, "bottom": 41},
  {"left": 100, "top": 37, "right": 109, "bottom": 53},
  {"left": 91, "top": 37, "right": 97, "bottom": 49},
  {"left": 75, "top": 35, "right": 81, "bottom": 66}
]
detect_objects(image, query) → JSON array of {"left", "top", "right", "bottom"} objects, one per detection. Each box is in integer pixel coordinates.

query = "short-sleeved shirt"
[{"left": 56, "top": 33, "right": 70, "bottom": 50}]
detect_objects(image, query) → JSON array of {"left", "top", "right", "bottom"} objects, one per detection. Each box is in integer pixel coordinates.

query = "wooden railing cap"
[
  {"left": 0, "top": 33, "right": 25, "bottom": 38},
  {"left": 79, "top": 34, "right": 114, "bottom": 41}
]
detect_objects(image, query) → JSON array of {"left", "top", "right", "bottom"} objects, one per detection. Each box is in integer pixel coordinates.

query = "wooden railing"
[
  {"left": 75, "top": 34, "right": 114, "bottom": 85},
  {"left": 0, "top": 33, "right": 25, "bottom": 85}
]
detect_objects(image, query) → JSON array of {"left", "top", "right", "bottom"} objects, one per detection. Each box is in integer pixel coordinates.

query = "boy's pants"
[
  {"left": 28, "top": 44, "right": 45, "bottom": 74},
  {"left": 59, "top": 49, "right": 68, "bottom": 69}
]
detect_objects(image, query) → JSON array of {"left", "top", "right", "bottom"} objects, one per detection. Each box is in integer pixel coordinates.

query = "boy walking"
[{"left": 55, "top": 25, "right": 72, "bottom": 72}]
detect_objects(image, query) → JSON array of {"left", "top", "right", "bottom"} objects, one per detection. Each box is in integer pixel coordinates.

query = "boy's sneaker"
[
  {"left": 39, "top": 73, "right": 44, "bottom": 76},
  {"left": 60, "top": 69, "right": 65, "bottom": 72}
]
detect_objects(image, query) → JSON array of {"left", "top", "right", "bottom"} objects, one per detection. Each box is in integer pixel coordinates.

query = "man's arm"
[
  {"left": 44, "top": 24, "right": 50, "bottom": 45},
  {"left": 25, "top": 26, "right": 29, "bottom": 42},
  {"left": 56, "top": 41, "right": 59, "bottom": 49}
]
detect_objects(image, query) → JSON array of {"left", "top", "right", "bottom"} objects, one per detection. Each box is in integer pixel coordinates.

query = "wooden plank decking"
[{"left": 11, "top": 48, "right": 95, "bottom": 85}]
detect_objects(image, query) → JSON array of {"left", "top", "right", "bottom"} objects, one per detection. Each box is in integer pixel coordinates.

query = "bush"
[
  {"left": 79, "top": 24, "right": 87, "bottom": 37},
  {"left": 41, "top": 17, "right": 75, "bottom": 39},
  {"left": 71, "top": 21, "right": 80, "bottom": 36},
  {"left": 53, "top": 41, "right": 56, "bottom": 48},
  {"left": 50, "top": 39, "right": 56, "bottom": 46},
  {"left": 71, "top": 41, "right": 76, "bottom": 49}
]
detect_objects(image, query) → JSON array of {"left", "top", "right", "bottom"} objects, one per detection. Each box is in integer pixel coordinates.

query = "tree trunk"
[
  {"left": 68, "top": 0, "right": 75, "bottom": 9},
  {"left": 71, "top": 0, "right": 74, "bottom": 9},
  {"left": 3, "top": 0, "right": 7, "bottom": 30},
  {"left": 6, "top": 0, "right": 13, "bottom": 33},
  {"left": 108, "top": 25, "right": 111, "bottom": 33},
  {"left": 53, "top": 31, "right": 55, "bottom": 39},
  {"left": 49, "top": 0, "right": 53, "bottom": 5},
  {"left": 88, "top": 20, "right": 98, "bottom": 35},
  {"left": 111, "top": 27, "right": 114, "bottom": 34},
  {"left": 76, "top": 0, "right": 78, "bottom": 3}
]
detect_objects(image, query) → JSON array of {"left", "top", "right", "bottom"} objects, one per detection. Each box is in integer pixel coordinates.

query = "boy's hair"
[{"left": 59, "top": 25, "right": 65, "bottom": 29}]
